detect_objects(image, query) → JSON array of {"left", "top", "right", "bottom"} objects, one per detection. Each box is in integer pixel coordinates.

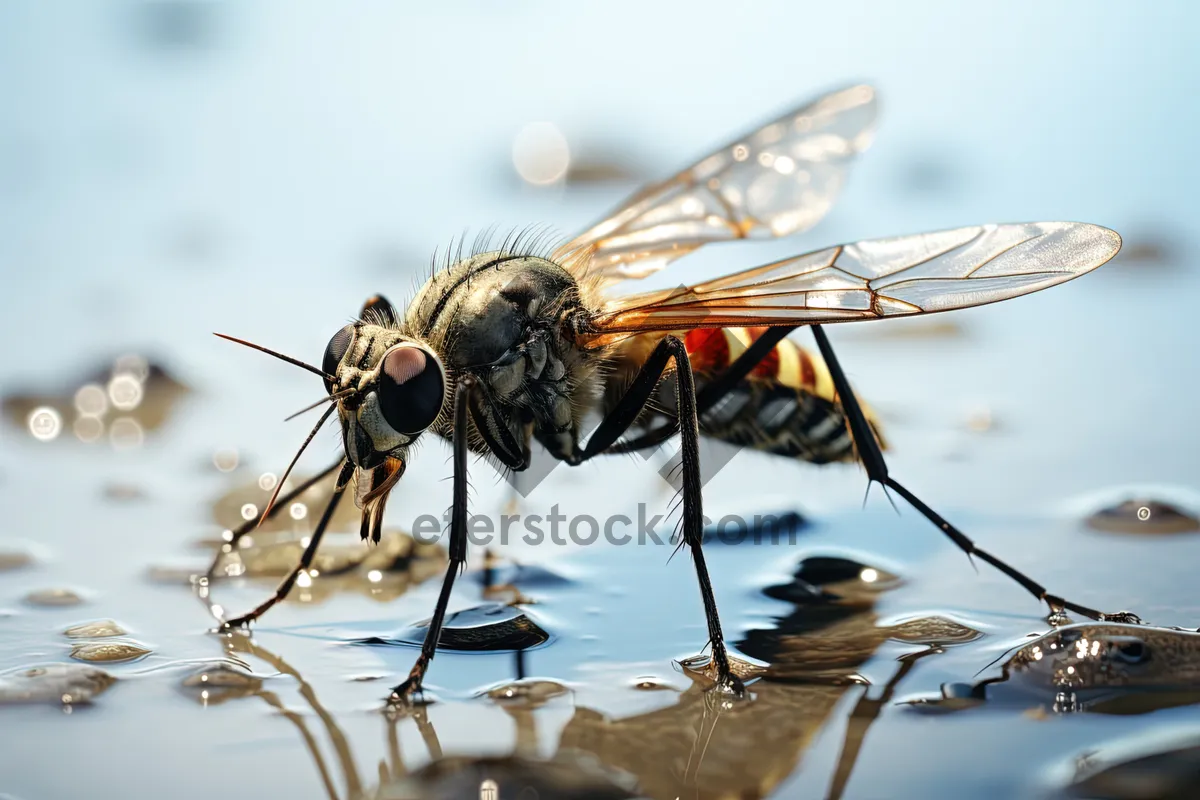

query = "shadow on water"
[{"left": 171, "top": 511, "right": 1200, "bottom": 800}]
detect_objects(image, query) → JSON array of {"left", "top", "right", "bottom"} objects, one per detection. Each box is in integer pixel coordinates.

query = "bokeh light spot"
[
  {"left": 512, "top": 122, "right": 570, "bottom": 186},
  {"left": 28, "top": 407, "right": 63, "bottom": 442}
]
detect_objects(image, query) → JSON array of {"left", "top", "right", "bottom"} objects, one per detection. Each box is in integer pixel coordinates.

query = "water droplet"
[
  {"left": 64, "top": 620, "right": 128, "bottom": 639},
  {"left": 1087, "top": 497, "right": 1200, "bottom": 535},
  {"left": 70, "top": 641, "right": 152, "bottom": 663},
  {"left": 180, "top": 663, "right": 262, "bottom": 705}
]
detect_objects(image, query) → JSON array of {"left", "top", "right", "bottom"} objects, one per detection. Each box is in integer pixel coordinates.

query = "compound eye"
[
  {"left": 322, "top": 324, "right": 355, "bottom": 392},
  {"left": 377, "top": 345, "right": 445, "bottom": 435}
]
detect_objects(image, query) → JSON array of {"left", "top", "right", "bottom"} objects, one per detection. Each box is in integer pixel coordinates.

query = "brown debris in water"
[
  {"left": 102, "top": 483, "right": 148, "bottom": 502},
  {"left": 209, "top": 528, "right": 444, "bottom": 606},
  {"left": 209, "top": 468, "right": 360, "bottom": 534},
  {"left": 2, "top": 354, "right": 189, "bottom": 447},
  {"left": 202, "top": 471, "right": 446, "bottom": 604}
]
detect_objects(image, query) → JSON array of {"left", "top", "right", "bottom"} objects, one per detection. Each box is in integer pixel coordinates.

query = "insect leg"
[
  {"left": 390, "top": 376, "right": 474, "bottom": 703},
  {"left": 223, "top": 460, "right": 355, "bottom": 627},
  {"left": 809, "top": 324, "right": 1139, "bottom": 624},
  {"left": 205, "top": 459, "right": 345, "bottom": 580},
  {"left": 604, "top": 327, "right": 797, "bottom": 454},
  {"left": 578, "top": 337, "right": 744, "bottom": 693}
]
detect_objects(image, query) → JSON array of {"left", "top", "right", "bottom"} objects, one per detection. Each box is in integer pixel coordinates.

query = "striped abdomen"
[{"left": 607, "top": 328, "right": 886, "bottom": 465}]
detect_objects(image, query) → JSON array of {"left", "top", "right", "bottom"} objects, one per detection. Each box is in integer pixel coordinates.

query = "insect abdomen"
[{"left": 609, "top": 328, "right": 885, "bottom": 464}]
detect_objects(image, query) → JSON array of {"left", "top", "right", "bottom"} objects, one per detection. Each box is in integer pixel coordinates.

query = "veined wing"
[
  {"left": 581, "top": 222, "right": 1121, "bottom": 346},
  {"left": 555, "top": 85, "right": 878, "bottom": 286}
]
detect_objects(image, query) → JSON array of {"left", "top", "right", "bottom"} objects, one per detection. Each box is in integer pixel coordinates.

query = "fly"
[{"left": 210, "top": 84, "right": 1138, "bottom": 703}]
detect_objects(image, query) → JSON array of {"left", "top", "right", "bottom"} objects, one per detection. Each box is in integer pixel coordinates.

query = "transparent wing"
[
  {"left": 555, "top": 84, "right": 878, "bottom": 286},
  {"left": 582, "top": 222, "right": 1121, "bottom": 345}
]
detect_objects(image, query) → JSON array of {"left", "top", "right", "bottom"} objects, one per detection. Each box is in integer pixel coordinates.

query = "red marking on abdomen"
[
  {"left": 684, "top": 328, "right": 730, "bottom": 373},
  {"left": 743, "top": 326, "right": 781, "bottom": 379},
  {"left": 797, "top": 346, "right": 816, "bottom": 391}
]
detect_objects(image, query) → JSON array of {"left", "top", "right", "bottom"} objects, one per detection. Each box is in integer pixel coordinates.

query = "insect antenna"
[
  {"left": 214, "top": 333, "right": 334, "bottom": 381},
  {"left": 257, "top": 402, "right": 339, "bottom": 529},
  {"left": 284, "top": 387, "right": 358, "bottom": 422}
]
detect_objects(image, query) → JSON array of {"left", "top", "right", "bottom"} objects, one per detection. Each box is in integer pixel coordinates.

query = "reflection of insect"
[{"left": 214, "top": 84, "right": 1137, "bottom": 702}]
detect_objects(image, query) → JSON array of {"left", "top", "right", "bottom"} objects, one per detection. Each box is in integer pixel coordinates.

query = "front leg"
[
  {"left": 223, "top": 460, "right": 355, "bottom": 627},
  {"left": 389, "top": 375, "right": 474, "bottom": 703},
  {"left": 579, "top": 336, "right": 744, "bottom": 693}
]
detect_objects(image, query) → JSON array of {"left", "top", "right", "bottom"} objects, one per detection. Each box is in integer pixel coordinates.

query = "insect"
[{"left": 212, "top": 84, "right": 1138, "bottom": 702}]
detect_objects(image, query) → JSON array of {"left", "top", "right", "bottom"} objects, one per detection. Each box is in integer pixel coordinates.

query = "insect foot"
[
  {"left": 387, "top": 676, "right": 434, "bottom": 709},
  {"left": 679, "top": 652, "right": 760, "bottom": 698}
]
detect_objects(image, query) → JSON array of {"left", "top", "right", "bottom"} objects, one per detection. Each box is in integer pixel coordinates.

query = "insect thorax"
[{"left": 404, "top": 252, "right": 600, "bottom": 464}]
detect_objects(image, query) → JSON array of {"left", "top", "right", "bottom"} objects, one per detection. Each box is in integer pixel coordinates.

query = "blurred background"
[{"left": 2, "top": 2, "right": 1200, "bottom": 799}]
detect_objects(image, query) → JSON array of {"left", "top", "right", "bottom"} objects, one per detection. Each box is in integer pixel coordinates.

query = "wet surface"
[
  {"left": 3, "top": 3, "right": 1200, "bottom": 799},
  {"left": 1056, "top": 737, "right": 1200, "bottom": 799}
]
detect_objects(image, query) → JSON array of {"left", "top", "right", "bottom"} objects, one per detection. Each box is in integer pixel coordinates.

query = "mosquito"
[{"left": 211, "top": 84, "right": 1138, "bottom": 702}]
